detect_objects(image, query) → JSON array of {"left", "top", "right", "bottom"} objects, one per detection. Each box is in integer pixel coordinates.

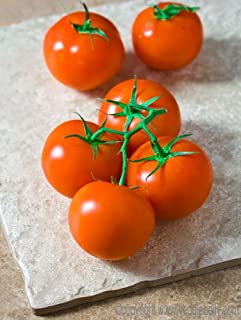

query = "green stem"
[
  {"left": 91, "top": 127, "right": 125, "bottom": 141},
  {"left": 153, "top": 4, "right": 200, "bottom": 21},
  {"left": 82, "top": 2, "right": 90, "bottom": 21},
  {"left": 119, "top": 137, "right": 129, "bottom": 186},
  {"left": 95, "top": 109, "right": 166, "bottom": 185},
  {"left": 142, "top": 123, "right": 166, "bottom": 158},
  {"left": 72, "top": 2, "right": 109, "bottom": 41}
]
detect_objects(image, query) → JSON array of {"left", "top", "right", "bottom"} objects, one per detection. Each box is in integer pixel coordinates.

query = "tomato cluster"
[
  {"left": 42, "top": 3, "right": 212, "bottom": 261},
  {"left": 42, "top": 78, "right": 213, "bottom": 260}
]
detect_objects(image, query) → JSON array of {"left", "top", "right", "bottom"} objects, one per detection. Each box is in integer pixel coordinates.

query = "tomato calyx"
[
  {"left": 100, "top": 76, "right": 167, "bottom": 131},
  {"left": 130, "top": 134, "right": 199, "bottom": 180},
  {"left": 71, "top": 2, "right": 109, "bottom": 41},
  {"left": 65, "top": 113, "right": 120, "bottom": 159},
  {"left": 152, "top": 4, "right": 200, "bottom": 21}
]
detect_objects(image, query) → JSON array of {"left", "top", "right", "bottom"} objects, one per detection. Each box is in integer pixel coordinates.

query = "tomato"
[
  {"left": 41, "top": 120, "right": 122, "bottom": 198},
  {"left": 132, "top": 2, "right": 203, "bottom": 70},
  {"left": 68, "top": 181, "right": 155, "bottom": 260},
  {"left": 43, "top": 5, "right": 125, "bottom": 91},
  {"left": 127, "top": 137, "right": 213, "bottom": 220},
  {"left": 98, "top": 78, "right": 181, "bottom": 154}
]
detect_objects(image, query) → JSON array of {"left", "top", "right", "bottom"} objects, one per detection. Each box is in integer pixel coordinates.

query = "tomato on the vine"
[
  {"left": 98, "top": 78, "right": 181, "bottom": 154},
  {"left": 127, "top": 136, "right": 213, "bottom": 220},
  {"left": 68, "top": 181, "right": 155, "bottom": 260},
  {"left": 41, "top": 119, "right": 122, "bottom": 198},
  {"left": 43, "top": 3, "right": 125, "bottom": 91},
  {"left": 132, "top": 2, "right": 203, "bottom": 70}
]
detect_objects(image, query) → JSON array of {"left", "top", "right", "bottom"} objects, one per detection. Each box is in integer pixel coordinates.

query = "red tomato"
[
  {"left": 132, "top": 2, "right": 203, "bottom": 70},
  {"left": 98, "top": 79, "right": 181, "bottom": 154},
  {"left": 43, "top": 7, "right": 125, "bottom": 91},
  {"left": 127, "top": 137, "right": 213, "bottom": 220},
  {"left": 41, "top": 120, "right": 122, "bottom": 198},
  {"left": 68, "top": 181, "right": 155, "bottom": 260}
]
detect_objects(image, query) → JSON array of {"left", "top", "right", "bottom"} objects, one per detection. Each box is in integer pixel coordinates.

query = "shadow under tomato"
[
  {"left": 123, "top": 37, "right": 241, "bottom": 87},
  {"left": 81, "top": 36, "right": 241, "bottom": 102},
  {"left": 163, "top": 37, "right": 241, "bottom": 84},
  {"left": 174, "top": 37, "right": 241, "bottom": 83}
]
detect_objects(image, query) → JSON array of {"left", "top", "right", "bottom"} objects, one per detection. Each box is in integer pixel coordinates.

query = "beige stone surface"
[
  {"left": 0, "top": 0, "right": 120, "bottom": 26},
  {"left": 1, "top": 0, "right": 241, "bottom": 319},
  {"left": 1, "top": 226, "right": 241, "bottom": 320}
]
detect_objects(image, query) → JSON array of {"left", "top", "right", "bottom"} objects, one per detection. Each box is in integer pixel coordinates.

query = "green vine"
[
  {"left": 153, "top": 4, "right": 200, "bottom": 21},
  {"left": 66, "top": 80, "right": 198, "bottom": 186},
  {"left": 91, "top": 108, "right": 167, "bottom": 185},
  {"left": 100, "top": 76, "right": 167, "bottom": 131},
  {"left": 72, "top": 2, "right": 109, "bottom": 41}
]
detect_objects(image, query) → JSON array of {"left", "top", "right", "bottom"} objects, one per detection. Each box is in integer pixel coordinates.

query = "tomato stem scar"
[{"left": 152, "top": 4, "right": 200, "bottom": 21}]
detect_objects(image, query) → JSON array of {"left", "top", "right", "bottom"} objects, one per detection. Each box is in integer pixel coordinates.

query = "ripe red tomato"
[
  {"left": 43, "top": 7, "right": 125, "bottom": 91},
  {"left": 127, "top": 137, "right": 213, "bottom": 220},
  {"left": 132, "top": 2, "right": 203, "bottom": 70},
  {"left": 98, "top": 79, "right": 181, "bottom": 154},
  {"left": 68, "top": 181, "right": 155, "bottom": 260},
  {"left": 41, "top": 120, "right": 122, "bottom": 198}
]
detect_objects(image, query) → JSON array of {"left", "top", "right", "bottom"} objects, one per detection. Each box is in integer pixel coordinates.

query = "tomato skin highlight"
[
  {"left": 41, "top": 120, "right": 122, "bottom": 198},
  {"left": 98, "top": 79, "right": 181, "bottom": 154},
  {"left": 132, "top": 2, "right": 203, "bottom": 70},
  {"left": 43, "top": 12, "right": 125, "bottom": 91},
  {"left": 68, "top": 181, "right": 155, "bottom": 261},
  {"left": 127, "top": 137, "right": 213, "bottom": 220}
]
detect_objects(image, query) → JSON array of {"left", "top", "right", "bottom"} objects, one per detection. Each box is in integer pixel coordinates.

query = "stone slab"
[{"left": 0, "top": 0, "right": 241, "bottom": 315}]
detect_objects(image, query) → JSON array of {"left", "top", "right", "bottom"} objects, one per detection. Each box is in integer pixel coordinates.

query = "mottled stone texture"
[{"left": 0, "top": 0, "right": 241, "bottom": 315}]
